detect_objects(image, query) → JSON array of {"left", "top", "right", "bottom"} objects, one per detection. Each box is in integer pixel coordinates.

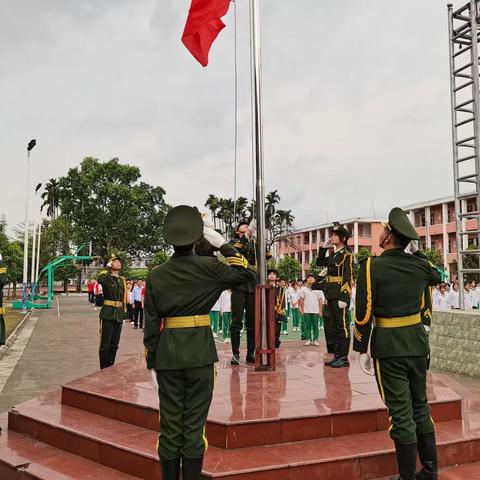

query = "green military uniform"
[
  {"left": 144, "top": 206, "right": 255, "bottom": 480},
  {"left": 353, "top": 208, "right": 441, "bottom": 480},
  {"left": 316, "top": 232, "right": 353, "bottom": 363},
  {"left": 0, "top": 258, "right": 7, "bottom": 345},
  {"left": 98, "top": 262, "right": 127, "bottom": 370}
]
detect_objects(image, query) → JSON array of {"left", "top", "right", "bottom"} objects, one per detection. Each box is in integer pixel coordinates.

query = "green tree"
[
  {"left": 53, "top": 157, "right": 170, "bottom": 261},
  {"left": 40, "top": 178, "right": 61, "bottom": 219},
  {"left": 0, "top": 223, "right": 23, "bottom": 295},
  {"left": 421, "top": 248, "right": 444, "bottom": 269},
  {"left": 354, "top": 247, "right": 372, "bottom": 279},
  {"left": 277, "top": 255, "right": 301, "bottom": 281},
  {"left": 150, "top": 250, "right": 170, "bottom": 269},
  {"left": 308, "top": 258, "right": 321, "bottom": 277},
  {"left": 462, "top": 244, "right": 479, "bottom": 283}
]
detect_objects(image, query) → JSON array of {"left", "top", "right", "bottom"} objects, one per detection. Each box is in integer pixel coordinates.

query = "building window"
[
  {"left": 448, "top": 207, "right": 455, "bottom": 223},
  {"left": 303, "top": 233, "right": 309, "bottom": 244},
  {"left": 319, "top": 230, "right": 325, "bottom": 242},
  {"left": 358, "top": 223, "right": 371, "bottom": 238},
  {"left": 467, "top": 198, "right": 477, "bottom": 212},
  {"left": 311, "top": 231, "right": 317, "bottom": 243},
  {"left": 430, "top": 213, "right": 435, "bottom": 226},
  {"left": 415, "top": 212, "right": 426, "bottom": 227}
]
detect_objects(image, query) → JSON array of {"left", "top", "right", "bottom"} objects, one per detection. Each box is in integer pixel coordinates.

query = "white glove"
[
  {"left": 338, "top": 301, "right": 347, "bottom": 309},
  {"left": 201, "top": 213, "right": 214, "bottom": 229},
  {"left": 248, "top": 218, "right": 257, "bottom": 238},
  {"left": 319, "top": 268, "right": 328, "bottom": 277},
  {"left": 423, "top": 324, "right": 430, "bottom": 335},
  {"left": 150, "top": 369, "right": 158, "bottom": 388},
  {"left": 323, "top": 238, "right": 332, "bottom": 248},
  {"left": 406, "top": 240, "right": 419, "bottom": 254},
  {"left": 0, "top": 253, "right": 3, "bottom": 261},
  {"left": 203, "top": 226, "right": 226, "bottom": 249},
  {"left": 107, "top": 259, "right": 113, "bottom": 267},
  {"left": 359, "top": 353, "right": 375, "bottom": 376}
]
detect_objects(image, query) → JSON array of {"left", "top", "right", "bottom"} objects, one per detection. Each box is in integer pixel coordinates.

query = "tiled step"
[
  {"left": 7, "top": 394, "right": 480, "bottom": 480},
  {"left": 374, "top": 461, "right": 480, "bottom": 480},
  {"left": 61, "top": 377, "right": 462, "bottom": 449},
  {"left": 0, "top": 429, "right": 139, "bottom": 480}
]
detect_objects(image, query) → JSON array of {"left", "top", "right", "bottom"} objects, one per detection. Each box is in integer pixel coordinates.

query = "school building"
[{"left": 276, "top": 195, "right": 479, "bottom": 279}]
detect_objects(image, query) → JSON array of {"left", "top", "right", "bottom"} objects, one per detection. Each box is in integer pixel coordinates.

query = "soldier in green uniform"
[
  {"left": 97, "top": 256, "right": 127, "bottom": 370},
  {"left": 315, "top": 225, "right": 354, "bottom": 368},
  {"left": 353, "top": 208, "right": 441, "bottom": 480},
  {"left": 0, "top": 253, "right": 7, "bottom": 345},
  {"left": 144, "top": 206, "right": 255, "bottom": 480}
]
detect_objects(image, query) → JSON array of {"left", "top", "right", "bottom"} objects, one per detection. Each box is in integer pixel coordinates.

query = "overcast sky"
[{"left": 0, "top": 0, "right": 454, "bottom": 233}]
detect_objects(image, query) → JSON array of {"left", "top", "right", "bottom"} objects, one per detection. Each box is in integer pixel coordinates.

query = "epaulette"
[{"left": 98, "top": 270, "right": 108, "bottom": 276}]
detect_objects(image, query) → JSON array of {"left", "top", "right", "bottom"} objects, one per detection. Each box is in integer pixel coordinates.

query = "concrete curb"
[{"left": 0, "top": 310, "right": 32, "bottom": 360}]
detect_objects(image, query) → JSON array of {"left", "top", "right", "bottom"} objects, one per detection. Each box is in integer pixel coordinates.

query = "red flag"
[{"left": 182, "top": 0, "right": 231, "bottom": 67}]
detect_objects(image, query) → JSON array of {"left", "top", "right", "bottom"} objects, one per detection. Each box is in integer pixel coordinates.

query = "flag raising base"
[{"left": 1, "top": 345, "right": 479, "bottom": 479}]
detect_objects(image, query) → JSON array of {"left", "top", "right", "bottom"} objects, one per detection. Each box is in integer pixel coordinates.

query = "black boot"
[
  {"left": 416, "top": 432, "right": 438, "bottom": 479},
  {"left": 230, "top": 353, "right": 240, "bottom": 365},
  {"left": 182, "top": 456, "right": 203, "bottom": 480},
  {"left": 394, "top": 441, "right": 417, "bottom": 480},
  {"left": 324, "top": 354, "right": 340, "bottom": 366},
  {"left": 330, "top": 356, "right": 350, "bottom": 368},
  {"left": 161, "top": 457, "right": 181, "bottom": 480},
  {"left": 99, "top": 350, "right": 110, "bottom": 370}
]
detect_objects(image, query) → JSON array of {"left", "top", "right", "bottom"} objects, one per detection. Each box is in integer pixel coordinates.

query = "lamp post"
[{"left": 21, "top": 139, "right": 36, "bottom": 313}]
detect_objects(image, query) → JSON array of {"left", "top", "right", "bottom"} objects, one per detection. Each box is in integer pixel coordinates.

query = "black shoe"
[
  {"left": 230, "top": 354, "right": 240, "bottom": 365},
  {"left": 182, "top": 456, "right": 203, "bottom": 480},
  {"left": 134, "top": 325, "right": 138, "bottom": 329},
  {"left": 394, "top": 441, "right": 417, "bottom": 480},
  {"left": 161, "top": 457, "right": 181, "bottom": 480},
  {"left": 330, "top": 356, "right": 350, "bottom": 368},
  {"left": 246, "top": 353, "right": 255, "bottom": 364},
  {"left": 416, "top": 432, "right": 438, "bottom": 479},
  {"left": 324, "top": 355, "right": 339, "bottom": 366}
]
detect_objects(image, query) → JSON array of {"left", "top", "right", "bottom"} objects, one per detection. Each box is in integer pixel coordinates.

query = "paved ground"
[{"left": 0, "top": 295, "right": 145, "bottom": 413}]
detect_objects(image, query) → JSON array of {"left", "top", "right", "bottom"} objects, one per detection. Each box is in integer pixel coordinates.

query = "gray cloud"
[{"left": 0, "top": 0, "right": 454, "bottom": 234}]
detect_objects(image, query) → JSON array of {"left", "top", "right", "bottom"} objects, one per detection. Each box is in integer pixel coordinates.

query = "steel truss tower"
[{"left": 448, "top": 1, "right": 480, "bottom": 308}]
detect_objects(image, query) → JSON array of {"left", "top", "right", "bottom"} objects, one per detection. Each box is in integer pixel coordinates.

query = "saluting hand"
[{"left": 203, "top": 226, "right": 227, "bottom": 249}]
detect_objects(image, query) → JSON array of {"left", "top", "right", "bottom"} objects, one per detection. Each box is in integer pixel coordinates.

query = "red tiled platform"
[
  {"left": 61, "top": 349, "right": 462, "bottom": 449},
  {"left": 1, "top": 346, "right": 479, "bottom": 480}
]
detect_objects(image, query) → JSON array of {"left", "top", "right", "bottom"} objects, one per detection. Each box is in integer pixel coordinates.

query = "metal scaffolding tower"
[{"left": 448, "top": 1, "right": 480, "bottom": 308}]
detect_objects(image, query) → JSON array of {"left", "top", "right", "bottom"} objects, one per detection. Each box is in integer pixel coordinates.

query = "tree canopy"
[{"left": 40, "top": 157, "right": 170, "bottom": 261}]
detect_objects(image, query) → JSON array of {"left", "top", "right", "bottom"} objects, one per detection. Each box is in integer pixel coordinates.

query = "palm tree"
[
  {"left": 205, "top": 194, "right": 220, "bottom": 228},
  {"left": 265, "top": 190, "right": 281, "bottom": 229},
  {"left": 234, "top": 196, "right": 248, "bottom": 224},
  {"left": 40, "top": 178, "right": 61, "bottom": 219}
]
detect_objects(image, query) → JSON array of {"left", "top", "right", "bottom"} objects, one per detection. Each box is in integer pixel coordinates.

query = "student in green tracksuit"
[
  {"left": 97, "top": 257, "right": 127, "bottom": 370},
  {"left": 0, "top": 254, "right": 7, "bottom": 345},
  {"left": 144, "top": 206, "right": 255, "bottom": 480},
  {"left": 353, "top": 208, "right": 441, "bottom": 480}
]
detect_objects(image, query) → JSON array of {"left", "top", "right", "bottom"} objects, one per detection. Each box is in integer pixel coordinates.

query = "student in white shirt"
[
  {"left": 220, "top": 290, "right": 232, "bottom": 343},
  {"left": 299, "top": 274, "right": 324, "bottom": 346},
  {"left": 287, "top": 282, "right": 301, "bottom": 332},
  {"left": 464, "top": 282, "right": 474, "bottom": 310},
  {"left": 470, "top": 281, "right": 480, "bottom": 309},
  {"left": 449, "top": 283, "right": 460, "bottom": 309},
  {"left": 433, "top": 284, "right": 451, "bottom": 310}
]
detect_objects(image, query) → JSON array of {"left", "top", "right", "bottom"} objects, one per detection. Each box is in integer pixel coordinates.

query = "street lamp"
[{"left": 21, "top": 139, "right": 36, "bottom": 313}]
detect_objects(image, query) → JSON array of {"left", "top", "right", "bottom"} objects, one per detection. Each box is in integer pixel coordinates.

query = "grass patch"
[{"left": 4, "top": 308, "right": 24, "bottom": 339}]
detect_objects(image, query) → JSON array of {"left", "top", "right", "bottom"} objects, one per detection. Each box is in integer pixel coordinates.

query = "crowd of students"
[
  {"left": 209, "top": 276, "right": 357, "bottom": 347},
  {"left": 432, "top": 280, "right": 480, "bottom": 310}
]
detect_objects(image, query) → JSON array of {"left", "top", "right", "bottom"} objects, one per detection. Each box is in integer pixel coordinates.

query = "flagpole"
[{"left": 249, "top": 0, "right": 267, "bottom": 364}]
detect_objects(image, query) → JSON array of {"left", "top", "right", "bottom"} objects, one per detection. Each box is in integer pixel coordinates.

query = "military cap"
[
  {"left": 106, "top": 256, "right": 121, "bottom": 267},
  {"left": 164, "top": 205, "right": 203, "bottom": 247},
  {"left": 332, "top": 225, "right": 351, "bottom": 241},
  {"left": 384, "top": 207, "right": 420, "bottom": 241}
]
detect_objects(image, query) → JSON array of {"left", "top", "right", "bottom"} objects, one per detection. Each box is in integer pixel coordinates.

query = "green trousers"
[
  {"left": 156, "top": 365, "right": 215, "bottom": 460},
  {"left": 304, "top": 313, "right": 319, "bottom": 341},
  {"left": 291, "top": 308, "right": 301, "bottom": 328},
  {"left": 99, "top": 318, "right": 122, "bottom": 369},
  {"left": 0, "top": 314, "right": 5, "bottom": 345},
  {"left": 209, "top": 311, "right": 220, "bottom": 333},
  {"left": 222, "top": 312, "right": 231, "bottom": 340},
  {"left": 374, "top": 356, "right": 434, "bottom": 443}
]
